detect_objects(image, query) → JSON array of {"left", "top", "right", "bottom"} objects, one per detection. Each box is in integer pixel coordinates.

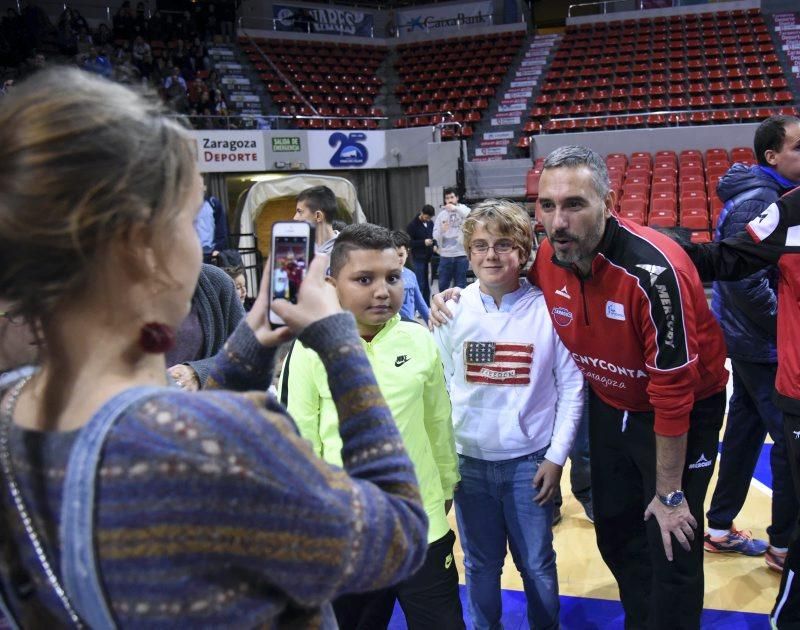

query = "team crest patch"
[
  {"left": 463, "top": 341, "right": 534, "bottom": 385},
  {"left": 551, "top": 306, "right": 574, "bottom": 327}
]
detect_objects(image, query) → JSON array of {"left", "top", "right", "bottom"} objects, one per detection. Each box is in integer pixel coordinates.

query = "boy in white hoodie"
[{"left": 433, "top": 199, "right": 584, "bottom": 630}]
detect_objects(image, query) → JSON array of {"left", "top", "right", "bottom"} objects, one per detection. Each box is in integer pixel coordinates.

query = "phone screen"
[{"left": 271, "top": 236, "right": 309, "bottom": 305}]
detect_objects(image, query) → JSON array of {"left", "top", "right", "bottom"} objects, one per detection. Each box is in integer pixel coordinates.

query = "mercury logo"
[{"left": 688, "top": 454, "right": 713, "bottom": 469}]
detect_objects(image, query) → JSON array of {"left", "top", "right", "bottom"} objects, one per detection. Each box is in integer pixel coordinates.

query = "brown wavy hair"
[
  {"left": 462, "top": 199, "right": 534, "bottom": 265},
  {"left": 0, "top": 67, "right": 196, "bottom": 328}
]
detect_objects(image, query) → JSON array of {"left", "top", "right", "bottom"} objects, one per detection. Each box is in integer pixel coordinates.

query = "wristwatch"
[{"left": 657, "top": 490, "right": 685, "bottom": 508}]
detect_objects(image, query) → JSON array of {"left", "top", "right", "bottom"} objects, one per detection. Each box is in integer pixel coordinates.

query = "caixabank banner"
[
  {"left": 396, "top": 0, "right": 492, "bottom": 37},
  {"left": 307, "top": 131, "right": 387, "bottom": 169}
]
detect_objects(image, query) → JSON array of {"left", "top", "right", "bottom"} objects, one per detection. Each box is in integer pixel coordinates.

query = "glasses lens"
[
  {"left": 494, "top": 240, "right": 514, "bottom": 253},
  {"left": 471, "top": 242, "right": 489, "bottom": 253}
]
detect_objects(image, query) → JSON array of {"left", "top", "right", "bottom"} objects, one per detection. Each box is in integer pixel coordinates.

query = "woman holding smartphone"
[{"left": 0, "top": 68, "right": 427, "bottom": 627}]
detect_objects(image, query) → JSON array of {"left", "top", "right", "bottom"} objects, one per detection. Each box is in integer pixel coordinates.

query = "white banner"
[
  {"left": 228, "top": 94, "right": 261, "bottom": 103},
  {"left": 511, "top": 80, "right": 537, "bottom": 88},
  {"left": 396, "top": 0, "right": 493, "bottom": 37},
  {"left": 307, "top": 130, "right": 386, "bottom": 169},
  {"left": 484, "top": 131, "right": 514, "bottom": 140},
  {"left": 215, "top": 62, "right": 243, "bottom": 71},
  {"left": 222, "top": 76, "right": 251, "bottom": 86},
  {"left": 194, "top": 130, "right": 267, "bottom": 172},
  {"left": 208, "top": 47, "right": 234, "bottom": 57},
  {"left": 491, "top": 116, "right": 520, "bottom": 126},
  {"left": 475, "top": 146, "right": 508, "bottom": 157},
  {"left": 498, "top": 102, "right": 527, "bottom": 112},
  {"left": 479, "top": 139, "right": 511, "bottom": 148}
]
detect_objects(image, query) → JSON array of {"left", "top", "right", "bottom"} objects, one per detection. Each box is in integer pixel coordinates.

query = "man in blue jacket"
[{"left": 703, "top": 115, "right": 800, "bottom": 571}]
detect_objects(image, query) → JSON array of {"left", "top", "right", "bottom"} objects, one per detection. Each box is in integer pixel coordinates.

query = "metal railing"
[
  {"left": 567, "top": 0, "right": 716, "bottom": 18},
  {"left": 177, "top": 113, "right": 389, "bottom": 131},
  {"left": 535, "top": 105, "right": 797, "bottom": 133}
]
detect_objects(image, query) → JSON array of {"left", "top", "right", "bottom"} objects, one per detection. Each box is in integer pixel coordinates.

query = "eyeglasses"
[{"left": 469, "top": 239, "right": 516, "bottom": 254}]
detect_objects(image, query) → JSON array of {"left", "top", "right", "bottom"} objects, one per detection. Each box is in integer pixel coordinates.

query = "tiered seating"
[
  {"left": 393, "top": 31, "right": 526, "bottom": 135},
  {"left": 241, "top": 38, "right": 387, "bottom": 129},
  {"left": 526, "top": 148, "right": 759, "bottom": 242},
  {"left": 529, "top": 9, "right": 798, "bottom": 132}
]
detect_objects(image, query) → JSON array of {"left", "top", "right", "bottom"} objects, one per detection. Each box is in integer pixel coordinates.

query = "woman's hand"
[{"left": 271, "top": 254, "right": 342, "bottom": 334}]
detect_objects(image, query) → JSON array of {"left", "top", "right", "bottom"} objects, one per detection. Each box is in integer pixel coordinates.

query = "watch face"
[{"left": 667, "top": 491, "right": 684, "bottom": 507}]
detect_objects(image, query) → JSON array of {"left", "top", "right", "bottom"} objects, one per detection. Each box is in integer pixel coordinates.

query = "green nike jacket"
[{"left": 281, "top": 314, "right": 459, "bottom": 544}]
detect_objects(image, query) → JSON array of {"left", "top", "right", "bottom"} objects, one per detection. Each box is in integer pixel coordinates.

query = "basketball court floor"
[{"left": 389, "top": 363, "right": 778, "bottom": 628}]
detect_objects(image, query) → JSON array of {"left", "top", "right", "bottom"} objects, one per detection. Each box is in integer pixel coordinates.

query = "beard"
[{"left": 549, "top": 215, "right": 606, "bottom": 266}]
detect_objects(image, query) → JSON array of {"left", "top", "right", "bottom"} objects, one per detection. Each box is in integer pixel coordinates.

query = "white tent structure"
[{"left": 237, "top": 174, "right": 366, "bottom": 293}]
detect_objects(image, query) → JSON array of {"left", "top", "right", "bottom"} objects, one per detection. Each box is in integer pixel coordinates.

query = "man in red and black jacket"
[
  {"left": 682, "top": 185, "right": 800, "bottom": 629},
  {"left": 430, "top": 146, "right": 728, "bottom": 627},
  {"left": 533, "top": 146, "right": 728, "bottom": 629}
]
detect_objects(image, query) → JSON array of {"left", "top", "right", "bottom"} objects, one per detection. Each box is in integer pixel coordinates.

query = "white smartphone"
[{"left": 268, "top": 221, "right": 314, "bottom": 326}]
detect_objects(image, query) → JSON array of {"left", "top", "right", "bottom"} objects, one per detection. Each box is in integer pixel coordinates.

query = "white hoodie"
[{"left": 433, "top": 279, "right": 584, "bottom": 464}]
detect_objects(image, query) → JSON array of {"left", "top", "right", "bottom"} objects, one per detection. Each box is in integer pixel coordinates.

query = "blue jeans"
[
  {"left": 437, "top": 255, "right": 468, "bottom": 291},
  {"left": 707, "top": 359, "right": 798, "bottom": 547},
  {"left": 455, "top": 449, "right": 559, "bottom": 630}
]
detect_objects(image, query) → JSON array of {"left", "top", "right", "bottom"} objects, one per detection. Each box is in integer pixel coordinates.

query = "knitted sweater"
[
  {"left": 183, "top": 264, "right": 246, "bottom": 387},
  {"left": 0, "top": 314, "right": 428, "bottom": 628}
]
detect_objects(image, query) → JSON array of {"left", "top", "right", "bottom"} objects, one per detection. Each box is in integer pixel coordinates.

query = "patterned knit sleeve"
[
  {"left": 202, "top": 319, "right": 277, "bottom": 392},
  {"left": 96, "top": 313, "right": 427, "bottom": 622}
]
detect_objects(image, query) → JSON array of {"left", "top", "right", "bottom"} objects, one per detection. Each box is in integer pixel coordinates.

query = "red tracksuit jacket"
[
  {"left": 686, "top": 185, "right": 800, "bottom": 414},
  {"left": 529, "top": 216, "right": 729, "bottom": 436}
]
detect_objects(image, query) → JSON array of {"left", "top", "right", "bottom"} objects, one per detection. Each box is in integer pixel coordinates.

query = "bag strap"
[{"left": 60, "top": 385, "right": 165, "bottom": 628}]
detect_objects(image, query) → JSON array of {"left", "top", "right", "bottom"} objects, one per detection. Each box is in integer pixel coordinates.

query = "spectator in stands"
[
  {"left": 112, "top": 0, "right": 135, "bottom": 40},
  {"left": 433, "top": 187, "right": 470, "bottom": 291},
  {"left": 82, "top": 46, "right": 112, "bottom": 78},
  {"left": 406, "top": 204, "right": 436, "bottom": 304},
  {"left": 294, "top": 185, "right": 340, "bottom": 255},
  {"left": 0, "top": 78, "right": 13, "bottom": 96},
  {"left": 703, "top": 115, "right": 800, "bottom": 570},
  {"left": 164, "top": 66, "right": 188, "bottom": 112},
  {"left": 133, "top": 1, "right": 148, "bottom": 38},
  {"left": 94, "top": 22, "right": 112, "bottom": 47},
  {"left": 113, "top": 51, "right": 140, "bottom": 85},
  {"left": 131, "top": 35, "right": 150, "bottom": 68},
  {"left": 0, "top": 68, "right": 428, "bottom": 628}
]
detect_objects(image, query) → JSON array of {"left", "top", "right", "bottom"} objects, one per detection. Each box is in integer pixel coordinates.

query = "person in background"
[
  {"left": 281, "top": 224, "right": 463, "bottom": 630},
  {"left": 223, "top": 265, "right": 247, "bottom": 306},
  {"left": 294, "top": 185, "right": 340, "bottom": 255},
  {"left": 0, "top": 67, "right": 428, "bottom": 627},
  {"left": 406, "top": 204, "right": 436, "bottom": 304},
  {"left": 680, "top": 184, "right": 800, "bottom": 629},
  {"left": 433, "top": 187, "right": 470, "bottom": 291},
  {"left": 703, "top": 115, "right": 800, "bottom": 569},
  {"left": 166, "top": 263, "right": 244, "bottom": 391},
  {"left": 392, "top": 230, "right": 430, "bottom": 325}
]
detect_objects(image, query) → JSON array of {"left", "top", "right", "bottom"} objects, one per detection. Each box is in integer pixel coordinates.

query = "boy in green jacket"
[{"left": 280, "top": 223, "right": 463, "bottom": 629}]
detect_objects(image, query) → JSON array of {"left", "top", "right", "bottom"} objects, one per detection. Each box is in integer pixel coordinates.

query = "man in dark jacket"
[
  {"left": 702, "top": 116, "right": 800, "bottom": 569},
  {"left": 406, "top": 204, "right": 436, "bottom": 304}
]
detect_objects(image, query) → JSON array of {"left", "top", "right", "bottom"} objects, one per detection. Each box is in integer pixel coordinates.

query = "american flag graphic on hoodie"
[{"left": 463, "top": 341, "right": 534, "bottom": 385}]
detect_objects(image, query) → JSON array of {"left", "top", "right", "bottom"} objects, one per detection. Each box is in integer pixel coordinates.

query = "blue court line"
[
  {"left": 389, "top": 587, "right": 770, "bottom": 628},
  {"left": 753, "top": 443, "right": 773, "bottom": 491}
]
